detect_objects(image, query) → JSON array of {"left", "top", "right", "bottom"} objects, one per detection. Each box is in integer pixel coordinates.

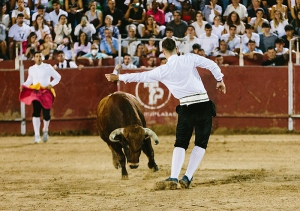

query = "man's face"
[
  {"left": 34, "top": 53, "right": 42, "bottom": 64},
  {"left": 263, "top": 27, "right": 270, "bottom": 33},
  {"left": 38, "top": 9, "right": 45, "bottom": 15},
  {"left": 186, "top": 27, "right": 195, "bottom": 36},
  {"left": 246, "top": 27, "right": 253, "bottom": 34},
  {"left": 193, "top": 49, "right": 199, "bottom": 54},
  {"left": 229, "top": 27, "right": 236, "bottom": 36},
  {"left": 165, "top": 30, "right": 173, "bottom": 38},
  {"left": 105, "top": 30, "right": 112, "bottom": 38},
  {"left": 276, "top": 43, "right": 284, "bottom": 51},
  {"left": 248, "top": 43, "right": 256, "bottom": 51},
  {"left": 219, "top": 41, "right": 227, "bottom": 51},
  {"left": 128, "top": 27, "right": 136, "bottom": 38},
  {"left": 17, "top": 16, "right": 24, "bottom": 25},
  {"left": 148, "top": 58, "right": 155, "bottom": 67},
  {"left": 267, "top": 49, "right": 276, "bottom": 59},
  {"left": 123, "top": 56, "right": 131, "bottom": 65},
  {"left": 107, "top": 0, "right": 115, "bottom": 10},
  {"left": 215, "top": 57, "right": 223, "bottom": 65},
  {"left": 285, "top": 30, "right": 294, "bottom": 37},
  {"left": 205, "top": 28, "right": 212, "bottom": 36},
  {"left": 53, "top": 3, "right": 60, "bottom": 11},
  {"left": 173, "top": 12, "right": 181, "bottom": 22},
  {"left": 57, "top": 53, "right": 65, "bottom": 62},
  {"left": 152, "top": 0, "right": 158, "bottom": 9},
  {"left": 18, "top": 0, "right": 24, "bottom": 7}
]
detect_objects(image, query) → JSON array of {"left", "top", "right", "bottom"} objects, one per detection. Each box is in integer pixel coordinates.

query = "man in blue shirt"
[{"left": 100, "top": 28, "right": 118, "bottom": 57}]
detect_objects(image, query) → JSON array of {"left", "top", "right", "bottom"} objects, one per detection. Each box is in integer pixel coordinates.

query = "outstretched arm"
[
  {"left": 216, "top": 80, "right": 226, "bottom": 94},
  {"left": 105, "top": 74, "right": 119, "bottom": 82}
]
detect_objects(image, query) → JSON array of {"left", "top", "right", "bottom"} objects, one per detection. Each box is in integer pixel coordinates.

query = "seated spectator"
[
  {"left": 40, "top": 34, "right": 57, "bottom": 60},
  {"left": 198, "top": 49, "right": 207, "bottom": 57},
  {"left": 165, "top": 2, "right": 176, "bottom": 24},
  {"left": 242, "top": 24, "right": 260, "bottom": 52},
  {"left": 212, "top": 15, "right": 224, "bottom": 40},
  {"left": 12, "top": 0, "right": 30, "bottom": 25},
  {"left": 281, "top": 24, "right": 296, "bottom": 49},
  {"left": 223, "top": 0, "right": 248, "bottom": 22},
  {"left": 191, "top": 43, "right": 201, "bottom": 54},
  {"left": 8, "top": 13, "right": 31, "bottom": 59},
  {"left": 270, "top": 0, "right": 288, "bottom": 20},
  {"left": 32, "top": 5, "right": 51, "bottom": 27},
  {"left": 65, "top": 0, "right": 84, "bottom": 36},
  {"left": 121, "top": 24, "right": 140, "bottom": 65},
  {"left": 141, "top": 15, "right": 160, "bottom": 38},
  {"left": 77, "top": 44, "right": 112, "bottom": 66},
  {"left": 147, "top": 0, "right": 168, "bottom": 11},
  {"left": 0, "top": 4, "right": 8, "bottom": 58},
  {"left": 146, "top": 56, "right": 156, "bottom": 68},
  {"left": 54, "top": 50, "right": 80, "bottom": 69},
  {"left": 124, "top": 0, "right": 146, "bottom": 36},
  {"left": 270, "top": 9, "right": 288, "bottom": 38},
  {"left": 134, "top": 43, "right": 146, "bottom": 59},
  {"left": 223, "top": 11, "right": 245, "bottom": 35},
  {"left": 179, "top": 25, "right": 200, "bottom": 54},
  {"left": 213, "top": 40, "right": 236, "bottom": 56},
  {"left": 23, "top": 32, "right": 39, "bottom": 59},
  {"left": 54, "top": 14, "right": 72, "bottom": 44},
  {"left": 30, "top": 15, "right": 51, "bottom": 41},
  {"left": 191, "top": 11, "right": 207, "bottom": 38},
  {"left": 202, "top": 0, "right": 222, "bottom": 25},
  {"left": 0, "top": 3, "right": 10, "bottom": 29},
  {"left": 144, "top": 36, "right": 158, "bottom": 57},
  {"left": 160, "top": 57, "right": 167, "bottom": 64},
  {"left": 57, "top": 36, "right": 73, "bottom": 60},
  {"left": 291, "top": 0, "right": 300, "bottom": 20},
  {"left": 249, "top": 8, "right": 269, "bottom": 33},
  {"left": 166, "top": 10, "right": 188, "bottom": 38},
  {"left": 112, "top": 53, "right": 137, "bottom": 74},
  {"left": 159, "top": 26, "right": 180, "bottom": 52},
  {"left": 74, "top": 31, "right": 91, "bottom": 57},
  {"left": 85, "top": 1, "right": 103, "bottom": 30},
  {"left": 247, "top": 0, "right": 269, "bottom": 22},
  {"left": 198, "top": 23, "right": 219, "bottom": 56},
  {"left": 74, "top": 15, "right": 96, "bottom": 42},
  {"left": 100, "top": 28, "right": 118, "bottom": 57},
  {"left": 262, "top": 46, "right": 288, "bottom": 66},
  {"left": 180, "top": 0, "right": 195, "bottom": 25},
  {"left": 92, "top": 36, "right": 101, "bottom": 47},
  {"left": 168, "top": 0, "right": 188, "bottom": 10},
  {"left": 259, "top": 22, "right": 278, "bottom": 53},
  {"left": 275, "top": 38, "right": 289, "bottom": 55},
  {"left": 221, "top": 25, "right": 241, "bottom": 53},
  {"left": 98, "top": 15, "right": 120, "bottom": 39},
  {"left": 215, "top": 55, "right": 229, "bottom": 67},
  {"left": 103, "top": 0, "right": 123, "bottom": 30},
  {"left": 146, "top": 0, "right": 166, "bottom": 35},
  {"left": 49, "top": 0, "right": 68, "bottom": 28},
  {"left": 33, "top": 0, "right": 49, "bottom": 12},
  {"left": 291, "top": 10, "right": 300, "bottom": 35},
  {"left": 242, "top": 39, "right": 263, "bottom": 60}
]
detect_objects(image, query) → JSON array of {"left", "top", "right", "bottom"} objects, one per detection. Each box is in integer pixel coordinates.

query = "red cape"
[{"left": 19, "top": 86, "right": 54, "bottom": 109}]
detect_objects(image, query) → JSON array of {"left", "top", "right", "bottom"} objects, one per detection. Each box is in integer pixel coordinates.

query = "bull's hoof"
[
  {"left": 121, "top": 175, "right": 129, "bottom": 180},
  {"left": 113, "top": 161, "right": 121, "bottom": 169},
  {"left": 148, "top": 162, "right": 159, "bottom": 172},
  {"left": 152, "top": 164, "right": 159, "bottom": 172}
]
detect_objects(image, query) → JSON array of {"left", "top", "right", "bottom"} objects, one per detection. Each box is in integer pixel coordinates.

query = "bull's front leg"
[
  {"left": 142, "top": 137, "right": 159, "bottom": 172},
  {"left": 108, "top": 145, "right": 121, "bottom": 169},
  {"left": 111, "top": 143, "right": 129, "bottom": 180}
]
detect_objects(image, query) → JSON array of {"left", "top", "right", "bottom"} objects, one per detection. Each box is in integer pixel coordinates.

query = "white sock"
[
  {"left": 185, "top": 146, "right": 206, "bottom": 181},
  {"left": 43, "top": 120, "right": 50, "bottom": 132},
  {"left": 170, "top": 147, "right": 185, "bottom": 179},
  {"left": 32, "top": 117, "right": 40, "bottom": 137}
]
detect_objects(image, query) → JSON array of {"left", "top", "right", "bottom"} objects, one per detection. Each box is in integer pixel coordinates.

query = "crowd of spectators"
[{"left": 0, "top": 0, "right": 299, "bottom": 66}]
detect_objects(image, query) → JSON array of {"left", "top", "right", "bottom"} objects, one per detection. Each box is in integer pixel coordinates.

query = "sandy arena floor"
[{"left": 0, "top": 135, "right": 299, "bottom": 210}]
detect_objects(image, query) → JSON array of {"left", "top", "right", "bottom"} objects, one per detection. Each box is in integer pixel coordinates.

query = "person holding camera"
[{"left": 74, "top": 15, "right": 96, "bottom": 42}]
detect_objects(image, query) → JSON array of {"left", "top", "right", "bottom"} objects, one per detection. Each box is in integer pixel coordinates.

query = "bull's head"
[{"left": 109, "top": 126, "right": 159, "bottom": 169}]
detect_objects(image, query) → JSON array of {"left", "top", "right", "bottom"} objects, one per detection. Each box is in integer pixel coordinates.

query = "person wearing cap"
[
  {"left": 11, "top": 0, "right": 31, "bottom": 25},
  {"left": 105, "top": 38, "right": 226, "bottom": 190},
  {"left": 259, "top": 22, "right": 277, "bottom": 53},
  {"left": 249, "top": 7, "right": 269, "bottom": 33},
  {"left": 32, "top": 5, "right": 51, "bottom": 27},
  {"left": 281, "top": 24, "right": 296, "bottom": 49},
  {"left": 241, "top": 24, "right": 260, "bottom": 51},
  {"left": 78, "top": 43, "right": 112, "bottom": 66},
  {"left": 275, "top": 38, "right": 289, "bottom": 55},
  {"left": 8, "top": 13, "right": 31, "bottom": 59},
  {"left": 262, "top": 46, "right": 288, "bottom": 66}
]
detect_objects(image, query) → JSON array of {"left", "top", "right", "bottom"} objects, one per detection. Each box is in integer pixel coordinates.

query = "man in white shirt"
[
  {"left": 8, "top": 13, "right": 31, "bottom": 59},
  {"left": 202, "top": 0, "right": 222, "bottom": 24},
  {"left": 32, "top": 5, "right": 51, "bottom": 27},
  {"left": 198, "top": 24, "right": 219, "bottom": 56},
  {"left": 20, "top": 51, "right": 61, "bottom": 143},
  {"left": 275, "top": 38, "right": 289, "bottom": 55},
  {"left": 223, "top": 0, "right": 248, "bottom": 22},
  {"left": 178, "top": 25, "right": 200, "bottom": 54},
  {"left": 121, "top": 24, "right": 140, "bottom": 66},
  {"left": 241, "top": 24, "right": 260, "bottom": 52},
  {"left": 11, "top": 0, "right": 31, "bottom": 25},
  {"left": 74, "top": 15, "right": 96, "bottom": 42},
  {"left": 49, "top": 0, "right": 68, "bottom": 27},
  {"left": 221, "top": 25, "right": 241, "bottom": 53},
  {"left": 105, "top": 38, "right": 226, "bottom": 190},
  {"left": 159, "top": 27, "right": 180, "bottom": 53},
  {"left": 54, "top": 50, "right": 81, "bottom": 69},
  {"left": 112, "top": 53, "right": 137, "bottom": 74}
]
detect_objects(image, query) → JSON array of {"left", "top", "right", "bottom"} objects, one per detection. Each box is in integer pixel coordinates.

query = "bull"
[{"left": 96, "top": 91, "right": 159, "bottom": 179}]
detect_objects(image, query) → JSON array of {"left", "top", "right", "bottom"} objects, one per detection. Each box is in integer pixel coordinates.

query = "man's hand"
[
  {"left": 216, "top": 80, "right": 226, "bottom": 94},
  {"left": 105, "top": 74, "right": 119, "bottom": 82}
]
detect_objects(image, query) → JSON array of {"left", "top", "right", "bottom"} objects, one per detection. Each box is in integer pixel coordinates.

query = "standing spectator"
[
  {"left": 247, "top": 0, "right": 269, "bottom": 22},
  {"left": 179, "top": 25, "right": 200, "bottom": 54},
  {"left": 191, "top": 11, "right": 207, "bottom": 38},
  {"left": 270, "top": 0, "right": 288, "bottom": 20},
  {"left": 100, "top": 28, "right": 118, "bottom": 57},
  {"left": 32, "top": 5, "right": 51, "bottom": 27},
  {"left": 167, "top": 10, "right": 188, "bottom": 38},
  {"left": 56, "top": 36, "right": 73, "bottom": 60},
  {"left": 30, "top": 15, "right": 51, "bottom": 41},
  {"left": 49, "top": 0, "right": 68, "bottom": 27},
  {"left": 74, "top": 15, "right": 96, "bottom": 42},
  {"left": 213, "top": 40, "right": 236, "bottom": 56},
  {"left": 180, "top": 0, "right": 195, "bottom": 25},
  {"left": 249, "top": 8, "right": 269, "bottom": 33},
  {"left": 202, "top": 0, "right": 222, "bottom": 25},
  {"left": 212, "top": 15, "right": 224, "bottom": 40},
  {"left": 85, "top": 1, "right": 103, "bottom": 30},
  {"left": 124, "top": 0, "right": 146, "bottom": 36},
  {"left": 74, "top": 31, "right": 91, "bottom": 57},
  {"left": 241, "top": 24, "right": 260, "bottom": 51},
  {"left": 281, "top": 24, "right": 296, "bottom": 49},
  {"left": 40, "top": 34, "right": 57, "bottom": 60},
  {"left": 54, "top": 14, "right": 72, "bottom": 44},
  {"left": 270, "top": 9, "right": 289, "bottom": 38},
  {"left": 198, "top": 24, "right": 219, "bottom": 56},
  {"left": 103, "top": 0, "right": 123, "bottom": 30},
  {"left": 259, "top": 22, "right": 278, "bottom": 53},
  {"left": 65, "top": 0, "right": 84, "bottom": 34},
  {"left": 141, "top": 15, "right": 160, "bottom": 38},
  {"left": 221, "top": 25, "right": 241, "bottom": 53},
  {"left": 165, "top": 2, "right": 176, "bottom": 24},
  {"left": 242, "top": 39, "right": 263, "bottom": 60},
  {"left": 98, "top": 15, "right": 120, "bottom": 39},
  {"left": 223, "top": 0, "right": 248, "bottom": 22},
  {"left": 11, "top": 0, "right": 31, "bottom": 25},
  {"left": 262, "top": 46, "right": 288, "bottom": 65},
  {"left": 8, "top": 13, "right": 31, "bottom": 59},
  {"left": 223, "top": 11, "right": 245, "bottom": 35},
  {"left": 146, "top": 0, "right": 166, "bottom": 35},
  {"left": 291, "top": 10, "right": 300, "bottom": 35}
]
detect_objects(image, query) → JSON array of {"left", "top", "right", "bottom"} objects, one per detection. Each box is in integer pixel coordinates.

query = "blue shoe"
[
  {"left": 179, "top": 175, "right": 192, "bottom": 189},
  {"left": 155, "top": 177, "right": 178, "bottom": 190}
]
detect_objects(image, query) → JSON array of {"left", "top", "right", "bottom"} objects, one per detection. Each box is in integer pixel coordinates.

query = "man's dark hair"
[
  {"left": 205, "top": 23, "right": 212, "bottom": 29},
  {"left": 216, "top": 55, "right": 222, "bottom": 58},
  {"left": 284, "top": 24, "right": 294, "bottom": 31},
  {"left": 267, "top": 46, "right": 276, "bottom": 51},
  {"left": 33, "top": 51, "right": 42, "bottom": 56},
  {"left": 162, "top": 38, "right": 176, "bottom": 52},
  {"left": 123, "top": 53, "right": 131, "bottom": 58},
  {"left": 173, "top": 10, "right": 181, "bottom": 16},
  {"left": 52, "top": 0, "right": 60, "bottom": 5},
  {"left": 275, "top": 38, "right": 285, "bottom": 44},
  {"left": 192, "top": 43, "right": 201, "bottom": 50},
  {"left": 255, "top": 8, "right": 264, "bottom": 14},
  {"left": 262, "top": 22, "right": 271, "bottom": 28},
  {"left": 17, "top": 13, "right": 24, "bottom": 18},
  {"left": 247, "top": 39, "right": 256, "bottom": 44},
  {"left": 187, "top": 25, "right": 195, "bottom": 30},
  {"left": 229, "top": 25, "right": 237, "bottom": 30},
  {"left": 165, "top": 26, "right": 174, "bottom": 33},
  {"left": 245, "top": 23, "right": 254, "bottom": 30},
  {"left": 57, "top": 50, "right": 64, "bottom": 55}
]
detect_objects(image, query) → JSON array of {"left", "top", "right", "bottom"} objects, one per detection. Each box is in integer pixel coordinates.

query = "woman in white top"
[
  {"left": 270, "top": 9, "right": 289, "bottom": 38},
  {"left": 223, "top": 11, "right": 245, "bottom": 35},
  {"left": 30, "top": 14, "right": 50, "bottom": 41},
  {"left": 0, "top": 4, "right": 9, "bottom": 28},
  {"left": 0, "top": 3, "right": 9, "bottom": 56},
  {"left": 191, "top": 11, "right": 207, "bottom": 38},
  {"left": 212, "top": 15, "right": 224, "bottom": 39},
  {"left": 249, "top": 8, "right": 269, "bottom": 33},
  {"left": 85, "top": 0, "right": 103, "bottom": 30},
  {"left": 54, "top": 14, "right": 72, "bottom": 44}
]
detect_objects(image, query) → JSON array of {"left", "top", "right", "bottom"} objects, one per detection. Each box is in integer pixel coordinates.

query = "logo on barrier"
[{"left": 135, "top": 82, "right": 171, "bottom": 109}]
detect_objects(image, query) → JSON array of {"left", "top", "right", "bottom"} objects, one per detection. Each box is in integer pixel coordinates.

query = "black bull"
[{"left": 96, "top": 91, "right": 159, "bottom": 179}]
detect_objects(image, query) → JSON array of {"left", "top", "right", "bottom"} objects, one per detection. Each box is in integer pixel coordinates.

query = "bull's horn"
[
  {"left": 109, "top": 128, "right": 124, "bottom": 142},
  {"left": 144, "top": 128, "right": 159, "bottom": 145}
]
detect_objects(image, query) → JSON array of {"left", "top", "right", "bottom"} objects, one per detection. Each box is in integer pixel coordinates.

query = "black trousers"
[
  {"left": 174, "top": 100, "right": 216, "bottom": 150},
  {"left": 32, "top": 100, "right": 51, "bottom": 121}
]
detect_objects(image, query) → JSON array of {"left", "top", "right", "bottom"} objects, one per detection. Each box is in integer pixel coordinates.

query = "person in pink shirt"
[{"left": 146, "top": 0, "right": 165, "bottom": 36}]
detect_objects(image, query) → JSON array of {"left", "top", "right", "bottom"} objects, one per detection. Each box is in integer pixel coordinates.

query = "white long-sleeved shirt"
[
  {"left": 23, "top": 63, "right": 61, "bottom": 87},
  {"left": 119, "top": 53, "right": 223, "bottom": 99}
]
